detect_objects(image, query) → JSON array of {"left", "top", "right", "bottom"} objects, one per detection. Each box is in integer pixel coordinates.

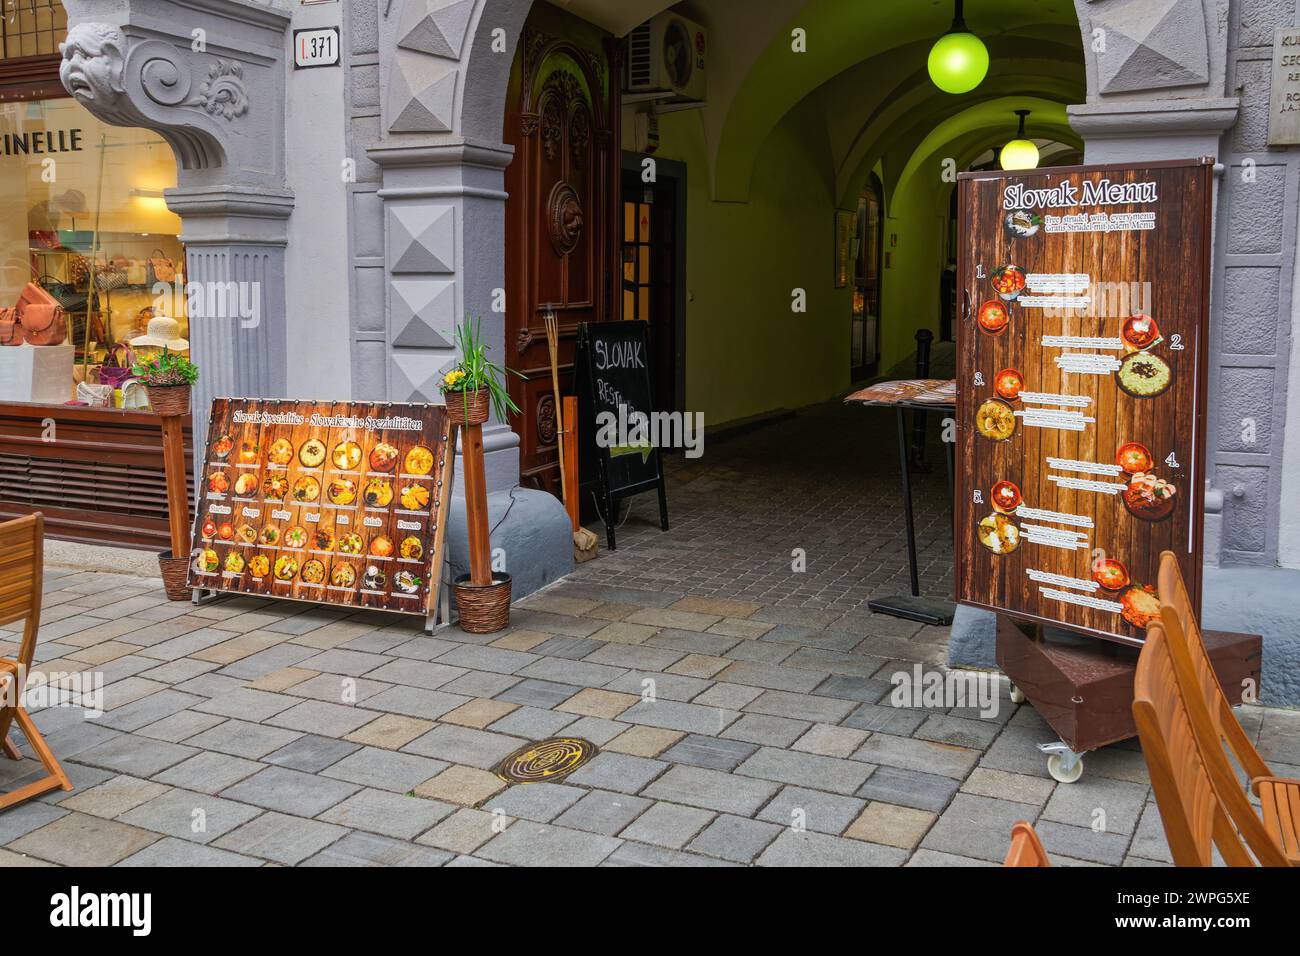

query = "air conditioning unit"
[{"left": 626, "top": 12, "right": 707, "bottom": 103}]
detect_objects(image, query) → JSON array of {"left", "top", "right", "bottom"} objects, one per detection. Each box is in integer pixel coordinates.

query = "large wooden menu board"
[
  {"left": 955, "top": 159, "right": 1213, "bottom": 648},
  {"left": 187, "top": 399, "right": 454, "bottom": 618}
]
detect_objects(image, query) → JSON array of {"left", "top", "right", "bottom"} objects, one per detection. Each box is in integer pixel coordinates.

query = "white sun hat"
[{"left": 129, "top": 315, "right": 189, "bottom": 350}]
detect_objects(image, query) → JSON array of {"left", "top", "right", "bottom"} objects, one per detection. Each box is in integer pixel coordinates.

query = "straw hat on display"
[{"left": 129, "top": 316, "right": 188, "bottom": 351}]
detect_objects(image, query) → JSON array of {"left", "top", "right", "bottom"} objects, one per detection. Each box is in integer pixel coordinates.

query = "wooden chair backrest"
[
  {"left": 1157, "top": 551, "right": 1271, "bottom": 783},
  {"left": 1003, "top": 821, "right": 1051, "bottom": 867},
  {"left": 0, "top": 513, "right": 43, "bottom": 670},
  {"left": 1134, "top": 622, "right": 1255, "bottom": 866}
]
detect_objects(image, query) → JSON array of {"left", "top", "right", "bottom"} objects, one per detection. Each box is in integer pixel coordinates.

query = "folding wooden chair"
[
  {"left": 0, "top": 513, "right": 72, "bottom": 811},
  {"left": 1133, "top": 619, "right": 1290, "bottom": 866},
  {"left": 1003, "top": 821, "right": 1051, "bottom": 867},
  {"left": 1157, "top": 551, "right": 1299, "bottom": 864}
]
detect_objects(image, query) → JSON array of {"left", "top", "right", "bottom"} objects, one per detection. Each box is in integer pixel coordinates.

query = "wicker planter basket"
[
  {"left": 453, "top": 572, "right": 512, "bottom": 633},
  {"left": 158, "top": 550, "right": 190, "bottom": 602},
  {"left": 147, "top": 384, "right": 191, "bottom": 417},
  {"left": 445, "top": 388, "right": 490, "bottom": 427}
]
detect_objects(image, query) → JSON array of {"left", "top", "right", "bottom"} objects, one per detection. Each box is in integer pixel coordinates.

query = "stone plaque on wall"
[{"left": 1268, "top": 27, "right": 1300, "bottom": 146}]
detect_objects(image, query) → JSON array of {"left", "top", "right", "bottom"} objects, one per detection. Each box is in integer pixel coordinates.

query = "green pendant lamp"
[
  {"left": 928, "top": 0, "right": 989, "bottom": 94},
  {"left": 999, "top": 110, "right": 1040, "bottom": 170}
]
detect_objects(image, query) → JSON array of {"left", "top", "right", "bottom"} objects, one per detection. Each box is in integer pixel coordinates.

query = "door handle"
[{"left": 961, "top": 289, "right": 971, "bottom": 323}]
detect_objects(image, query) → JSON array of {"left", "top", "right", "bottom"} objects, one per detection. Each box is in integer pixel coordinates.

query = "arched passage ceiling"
[{"left": 710, "top": 0, "right": 1083, "bottom": 201}]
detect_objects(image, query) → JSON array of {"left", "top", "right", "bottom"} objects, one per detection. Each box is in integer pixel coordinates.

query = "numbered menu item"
[
  {"left": 956, "top": 160, "right": 1212, "bottom": 648},
  {"left": 188, "top": 399, "right": 454, "bottom": 617}
]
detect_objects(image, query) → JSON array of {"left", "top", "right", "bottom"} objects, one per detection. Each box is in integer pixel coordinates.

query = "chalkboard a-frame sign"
[{"left": 574, "top": 321, "right": 670, "bottom": 550}]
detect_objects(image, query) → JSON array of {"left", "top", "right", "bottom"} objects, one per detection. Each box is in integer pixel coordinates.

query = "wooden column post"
[
  {"left": 159, "top": 410, "right": 190, "bottom": 559},
  {"left": 461, "top": 421, "right": 492, "bottom": 586},
  {"left": 563, "top": 396, "right": 580, "bottom": 532}
]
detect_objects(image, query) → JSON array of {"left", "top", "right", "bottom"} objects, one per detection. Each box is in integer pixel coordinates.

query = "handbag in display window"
[
  {"left": 94, "top": 258, "right": 129, "bottom": 291},
  {"left": 0, "top": 307, "right": 19, "bottom": 346},
  {"left": 16, "top": 283, "right": 67, "bottom": 346},
  {"left": 147, "top": 248, "right": 177, "bottom": 285}
]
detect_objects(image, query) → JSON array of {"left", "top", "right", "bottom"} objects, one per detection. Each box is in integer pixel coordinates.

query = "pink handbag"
[
  {"left": 16, "top": 283, "right": 66, "bottom": 346},
  {"left": 0, "top": 307, "right": 19, "bottom": 346}
]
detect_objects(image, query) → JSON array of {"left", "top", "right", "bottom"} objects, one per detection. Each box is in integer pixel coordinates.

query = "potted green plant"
[
  {"left": 132, "top": 347, "right": 199, "bottom": 417},
  {"left": 442, "top": 316, "right": 524, "bottom": 633},
  {"left": 440, "top": 315, "right": 523, "bottom": 427}
]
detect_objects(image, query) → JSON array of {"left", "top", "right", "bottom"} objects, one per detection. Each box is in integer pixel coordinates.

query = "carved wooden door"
[{"left": 504, "top": 20, "right": 620, "bottom": 497}]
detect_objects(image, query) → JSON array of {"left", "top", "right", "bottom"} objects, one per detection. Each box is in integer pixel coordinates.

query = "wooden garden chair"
[
  {"left": 1156, "top": 551, "right": 1299, "bottom": 864},
  {"left": 1003, "top": 821, "right": 1051, "bottom": 867},
  {"left": 0, "top": 514, "right": 72, "bottom": 811},
  {"left": 1134, "top": 618, "right": 1290, "bottom": 866}
]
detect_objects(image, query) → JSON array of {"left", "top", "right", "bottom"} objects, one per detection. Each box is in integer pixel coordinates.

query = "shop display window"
[{"left": 0, "top": 94, "right": 187, "bottom": 408}]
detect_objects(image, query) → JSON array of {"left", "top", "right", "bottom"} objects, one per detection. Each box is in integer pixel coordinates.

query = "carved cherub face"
[{"left": 59, "top": 23, "right": 127, "bottom": 106}]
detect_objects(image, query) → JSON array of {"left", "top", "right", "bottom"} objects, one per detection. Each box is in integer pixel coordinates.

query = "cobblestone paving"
[
  {"left": 2, "top": 402, "right": 1297, "bottom": 867},
  {"left": 3, "top": 571, "right": 1296, "bottom": 868}
]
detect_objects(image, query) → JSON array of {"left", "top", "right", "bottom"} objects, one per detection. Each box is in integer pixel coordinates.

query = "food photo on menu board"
[
  {"left": 955, "top": 160, "right": 1212, "bottom": 648},
  {"left": 188, "top": 399, "right": 453, "bottom": 616}
]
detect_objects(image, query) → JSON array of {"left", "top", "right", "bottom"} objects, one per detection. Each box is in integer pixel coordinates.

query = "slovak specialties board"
[
  {"left": 187, "top": 399, "right": 454, "bottom": 618},
  {"left": 955, "top": 159, "right": 1213, "bottom": 648}
]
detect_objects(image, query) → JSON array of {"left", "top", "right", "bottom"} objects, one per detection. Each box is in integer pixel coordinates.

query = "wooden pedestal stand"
[
  {"left": 449, "top": 390, "right": 511, "bottom": 632},
  {"left": 151, "top": 385, "right": 192, "bottom": 601}
]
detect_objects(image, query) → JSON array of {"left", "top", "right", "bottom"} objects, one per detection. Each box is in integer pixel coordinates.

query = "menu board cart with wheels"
[{"left": 954, "top": 159, "right": 1247, "bottom": 781}]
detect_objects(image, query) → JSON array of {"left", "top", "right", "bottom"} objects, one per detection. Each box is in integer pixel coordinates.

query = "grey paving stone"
[
  {"left": 403, "top": 724, "right": 526, "bottom": 770},
  {"left": 617, "top": 801, "right": 715, "bottom": 849},
  {"left": 914, "top": 714, "right": 1003, "bottom": 750},
  {"left": 645, "top": 628, "right": 741, "bottom": 657},
  {"left": 979, "top": 725, "right": 1055, "bottom": 778},
  {"left": 435, "top": 645, "right": 539, "bottom": 674},
  {"left": 736, "top": 747, "right": 874, "bottom": 795},
  {"left": 518, "top": 657, "right": 627, "bottom": 688},
  {"left": 905, "top": 848, "right": 998, "bottom": 867},
  {"left": 601, "top": 842, "right": 737, "bottom": 867},
  {"left": 75, "top": 735, "right": 198, "bottom": 777},
  {"left": 118, "top": 788, "right": 263, "bottom": 845},
  {"left": 853, "top": 733, "right": 980, "bottom": 779},
  {"left": 642, "top": 765, "right": 780, "bottom": 816},
  {"left": 528, "top": 636, "right": 607, "bottom": 660},
  {"left": 687, "top": 813, "right": 783, "bottom": 862},
  {"left": 841, "top": 703, "right": 930, "bottom": 735},
  {"left": 285, "top": 673, "right": 391, "bottom": 704},
  {"left": 318, "top": 788, "right": 456, "bottom": 839},
  {"left": 99, "top": 690, "right": 205, "bottom": 733},
  {"left": 486, "top": 706, "right": 578, "bottom": 740},
  {"left": 662, "top": 734, "right": 758, "bottom": 771},
  {"left": 1034, "top": 820, "right": 1130, "bottom": 866},
  {"left": 117, "top": 836, "right": 264, "bottom": 867},
  {"left": 186, "top": 719, "right": 302, "bottom": 759},
  {"left": 583, "top": 643, "right": 684, "bottom": 671},
  {"left": 216, "top": 643, "right": 320, "bottom": 679},
  {"left": 855, "top": 766, "right": 957, "bottom": 812},
  {"left": 152, "top": 751, "right": 263, "bottom": 794},
  {"left": 1128, "top": 801, "right": 1175, "bottom": 864},
  {"left": 617, "top": 699, "right": 738, "bottom": 735},
  {"left": 221, "top": 766, "right": 361, "bottom": 817},
  {"left": 720, "top": 713, "right": 811, "bottom": 748},
  {"left": 812, "top": 674, "right": 894, "bottom": 703},
  {"left": 919, "top": 793, "right": 1040, "bottom": 863},
  {"left": 364, "top": 686, "right": 470, "bottom": 720},
  {"left": 742, "top": 690, "right": 856, "bottom": 724},
  {"left": 602, "top": 671, "right": 713, "bottom": 702},
  {"left": 263, "top": 734, "right": 362, "bottom": 773},
  {"left": 322, "top": 747, "right": 449, "bottom": 793},
  {"left": 484, "top": 782, "right": 586, "bottom": 823},
  {"left": 756, "top": 785, "right": 867, "bottom": 835},
  {"left": 1041, "top": 775, "right": 1148, "bottom": 836},
  {"left": 477, "top": 820, "right": 622, "bottom": 866},
  {"left": 136, "top": 709, "right": 227, "bottom": 743},
  {"left": 0, "top": 800, "right": 67, "bottom": 844},
  {"left": 438, "top": 670, "right": 522, "bottom": 699},
  {"left": 365, "top": 659, "right": 470, "bottom": 691},
  {"left": 214, "top": 811, "right": 348, "bottom": 865},
  {"left": 692, "top": 682, "right": 764, "bottom": 710},
  {"left": 139, "top": 627, "right": 245, "bottom": 661},
  {"left": 302, "top": 830, "right": 454, "bottom": 866},
  {"left": 9, "top": 811, "right": 160, "bottom": 866},
  {"left": 757, "top": 829, "right": 907, "bottom": 866},
  {"left": 297, "top": 649, "right": 390, "bottom": 677},
  {"left": 192, "top": 687, "right": 297, "bottom": 721},
  {"left": 385, "top": 636, "right": 461, "bottom": 661},
  {"left": 553, "top": 789, "right": 652, "bottom": 836},
  {"left": 507, "top": 609, "right": 606, "bottom": 638},
  {"left": 566, "top": 752, "right": 668, "bottom": 794},
  {"left": 266, "top": 700, "right": 382, "bottom": 738},
  {"left": 717, "top": 661, "right": 825, "bottom": 693},
  {"left": 496, "top": 679, "right": 583, "bottom": 709},
  {"left": 560, "top": 716, "right": 629, "bottom": 745}
]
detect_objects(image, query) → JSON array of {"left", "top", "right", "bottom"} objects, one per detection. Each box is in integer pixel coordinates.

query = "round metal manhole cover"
[{"left": 496, "top": 737, "right": 598, "bottom": 784}]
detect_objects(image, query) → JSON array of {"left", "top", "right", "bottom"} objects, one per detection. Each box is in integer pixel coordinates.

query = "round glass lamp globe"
[
  {"left": 1000, "top": 138, "right": 1040, "bottom": 170},
  {"left": 927, "top": 31, "right": 989, "bottom": 94}
]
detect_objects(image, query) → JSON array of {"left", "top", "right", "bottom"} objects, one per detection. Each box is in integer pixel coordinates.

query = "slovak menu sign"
[
  {"left": 955, "top": 159, "right": 1213, "bottom": 648},
  {"left": 187, "top": 399, "right": 454, "bottom": 618}
]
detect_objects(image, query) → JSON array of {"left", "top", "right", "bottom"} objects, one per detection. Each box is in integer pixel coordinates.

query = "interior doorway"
[
  {"left": 620, "top": 156, "right": 685, "bottom": 415},
  {"left": 851, "top": 172, "right": 884, "bottom": 382}
]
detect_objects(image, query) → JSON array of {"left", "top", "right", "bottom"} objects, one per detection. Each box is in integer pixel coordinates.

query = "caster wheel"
[
  {"left": 1009, "top": 684, "right": 1025, "bottom": 704},
  {"left": 1047, "top": 753, "right": 1084, "bottom": 783}
]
